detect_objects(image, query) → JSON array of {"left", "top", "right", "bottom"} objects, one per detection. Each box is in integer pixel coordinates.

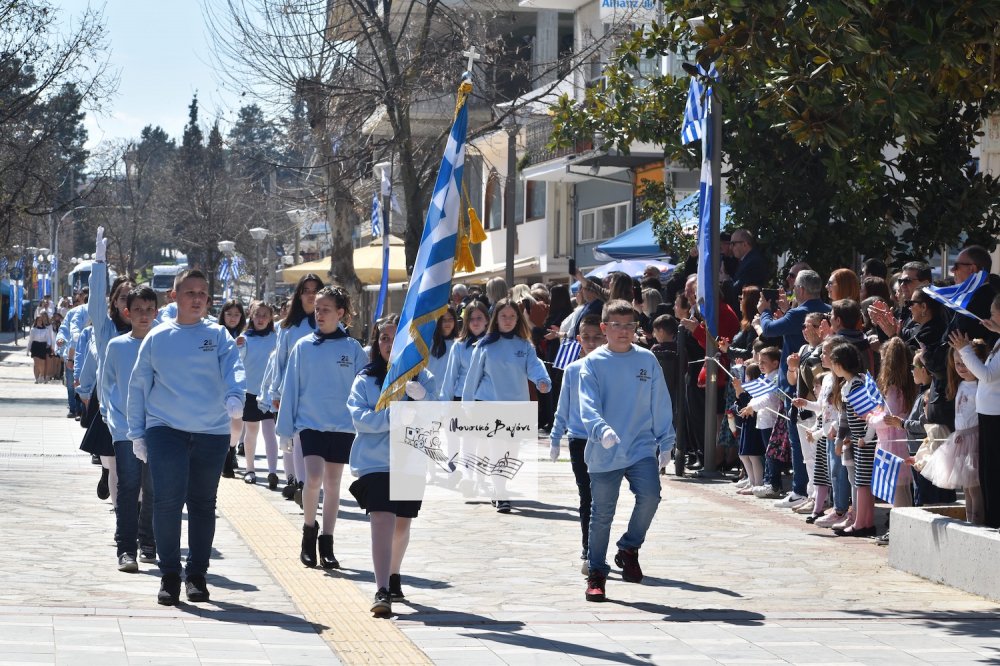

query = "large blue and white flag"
[
  {"left": 871, "top": 448, "right": 903, "bottom": 504},
  {"left": 371, "top": 192, "right": 381, "bottom": 238},
  {"left": 683, "top": 63, "right": 719, "bottom": 337},
  {"left": 742, "top": 375, "right": 778, "bottom": 399},
  {"left": 846, "top": 372, "right": 885, "bottom": 418},
  {"left": 377, "top": 79, "right": 472, "bottom": 410},
  {"left": 552, "top": 339, "right": 581, "bottom": 370},
  {"left": 924, "top": 270, "right": 987, "bottom": 320}
]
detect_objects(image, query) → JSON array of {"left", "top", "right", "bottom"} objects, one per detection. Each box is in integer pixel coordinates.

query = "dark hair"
[
  {"left": 740, "top": 285, "right": 761, "bottom": 332},
  {"left": 910, "top": 288, "right": 943, "bottom": 318},
  {"left": 247, "top": 300, "right": 275, "bottom": 334},
  {"left": 759, "top": 346, "right": 781, "bottom": 364},
  {"left": 607, "top": 272, "right": 633, "bottom": 302},
  {"left": 744, "top": 362, "right": 761, "bottom": 381},
  {"left": 831, "top": 299, "right": 862, "bottom": 331},
  {"left": 602, "top": 298, "right": 635, "bottom": 322},
  {"left": 220, "top": 299, "right": 246, "bottom": 338},
  {"left": 860, "top": 276, "right": 891, "bottom": 302},
  {"left": 963, "top": 245, "right": 992, "bottom": 272},
  {"left": 483, "top": 298, "right": 531, "bottom": 341},
  {"left": 109, "top": 274, "right": 135, "bottom": 332},
  {"left": 173, "top": 268, "right": 207, "bottom": 290},
  {"left": 830, "top": 342, "right": 864, "bottom": 375},
  {"left": 126, "top": 285, "right": 158, "bottom": 309},
  {"left": 652, "top": 313, "right": 678, "bottom": 336},
  {"left": 315, "top": 285, "right": 354, "bottom": 327},
  {"left": 861, "top": 257, "right": 888, "bottom": 279},
  {"left": 901, "top": 261, "right": 932, "bottom": 282},
  {"left": 431, "top": 305, "right": 458, "bottom": 358},
  {"left": 578, "top": 314, "right": 603, "bottom": 332},
  {"left": 282, "top": 273, "right": 324, "bottom": 329},
  {"left": 547, "top": 284, "right": 572, "bottom": 321},
  {"left": 363, "top": 314, "right": 400, "bottom": 386},
  {"left": 458, "top": 301, "right": 489, "bottom": 343}
]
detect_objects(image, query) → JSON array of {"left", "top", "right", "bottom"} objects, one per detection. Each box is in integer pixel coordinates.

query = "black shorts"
[
  {"left": 299, "top": 429, "right": 354, "bottom": 463},
  {"left": 349, "top": 472, "right": 422, "bottom": 518},
  {"left": 30, "top": 341, "right": 50, "bottom": 359},
  {"left": 242, "top": 393, "right": 274, "bottom": 422}
]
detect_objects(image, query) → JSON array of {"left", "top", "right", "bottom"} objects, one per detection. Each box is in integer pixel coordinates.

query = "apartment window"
[
  {"left": 485, "top": 173, "right": 502, "bottom": 231},
  {"left": 525, "top": 181, "right": 545, "bottom": 221},
  {"left": 578, "top": 202, "right": 630, "bottom": 243}
]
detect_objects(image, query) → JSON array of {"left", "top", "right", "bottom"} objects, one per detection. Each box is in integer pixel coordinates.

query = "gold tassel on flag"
[
  {"left": 454, "top": 234, "right": 476, "bottom": 273},
  {"left": 468, "top": 207, "right": 487, "bottom": 244}
]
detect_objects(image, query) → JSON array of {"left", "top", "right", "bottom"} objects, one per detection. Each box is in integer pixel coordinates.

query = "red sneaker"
[
  {"left": 615, "top": 548, "right": 643, "bottom": 583},
  {"left": 585, "top": 572, "right": 607, "bottom": 602}
]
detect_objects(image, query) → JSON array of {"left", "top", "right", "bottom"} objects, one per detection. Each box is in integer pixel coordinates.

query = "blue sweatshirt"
[
  {"left": 440, "top": 337, "right": 480, "bottom": 400},
  {"left": 101, "top": 333, "right": 142, "bottom": 442},
  {"left": 550, "top": 358, "right": 587, "bottom": 445},
  {"left": 75, "top": 327, "right": 97, "bottom": 399},
  {"left": 127, "top": 320, "right": 246, "bottom": 439},
  {"left": 579, "top": 344, "right": 675, "bottom": 474},
  {"left": 153, "top": 302, "right": 177, "bottom": 326},
  {"left": 461, "top": 336, "right": 550, "bottom": 401},
  {"left": 348, "top": 368, "right": 435, "bottom": 478},
  {"left": 240, "top": 330, "right": 277, "bottom": 397},
  {"left": 425, "top": 338, "right": 454, "bottom": 401},
  {"left": 275, "top": 333, "right": 369, "bottom": 437},
  {"left": 57, "top": 303, "right": 89, "bottom": 354},
  {"left": 268, "top": 317, "right": 316, "bottom": 402}
]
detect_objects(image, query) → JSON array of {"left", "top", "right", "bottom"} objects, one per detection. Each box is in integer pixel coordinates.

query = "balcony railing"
[{"left": 522, "top": 116, "right": 593, "bottom": 168}]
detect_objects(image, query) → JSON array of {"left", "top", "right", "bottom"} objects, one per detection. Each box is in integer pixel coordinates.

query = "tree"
[{"left": 550, "top": 0, "right": 1000, "bottom": 274}]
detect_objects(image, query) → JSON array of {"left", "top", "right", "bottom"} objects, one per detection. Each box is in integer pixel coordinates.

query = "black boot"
[
  {"left": 282, "top": 476, "right": 297, "bottom": 500},
  {"left": 300, "top": 521, "right": 319, "bottom": 567},
  {"left": 318, "top": 534, "right": 340, "bottom": 569},
  {"left": 221, "top": 448, "right": 236, "bottom": 478}
]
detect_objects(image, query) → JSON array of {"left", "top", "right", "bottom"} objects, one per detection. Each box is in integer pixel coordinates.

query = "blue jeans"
[
  {"left": 114, "top": 440, "right": 155, "bottom": 557},
  {"left": 64, "top": 368, "right": 79, "bottom": 414},
  {"left": 145, "top": 426, "right": 229, "bottom": 577},
  {"left": 587, "top": 456, "right": 661, "bottom": 576},
  {"left": 828, "top": 439, "right": 851, "bottom": 513}
]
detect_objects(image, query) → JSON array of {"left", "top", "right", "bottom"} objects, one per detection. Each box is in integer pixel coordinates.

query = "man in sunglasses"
[
  {"left": 946, "top": 245, "right": 998, "bottom": 345},
  {"left": 896, "top": 261, "right": 932, "bottom": 342}
]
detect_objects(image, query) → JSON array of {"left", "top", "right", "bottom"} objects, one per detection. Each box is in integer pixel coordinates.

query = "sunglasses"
[
  {"left": 898, "top": 277, "right": 914, "bottom": 284},
  {"left": 905, "top": 299, "right": 926, "bottom": 306}
]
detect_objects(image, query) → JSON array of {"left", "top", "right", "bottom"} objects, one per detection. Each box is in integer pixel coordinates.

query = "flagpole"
[{"left": 701, "top": 77, "right": 722, "bottom": 478}]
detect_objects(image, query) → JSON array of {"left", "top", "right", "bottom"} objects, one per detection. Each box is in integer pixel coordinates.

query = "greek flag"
[
  {"left": 218, "top": 258, "right": 231, "bottom": 283},
  {"left": 924, "top": 270, "right": 987, "bottom": 320},
  {"left": 742, "top": 376, "right": 778, "bottom": 399},
  {"left": 681, "top": 63, "right": 716, "bottom": 146},
  {"left": 871, "top": 448, "right": 902, "bottom": 504},
  {"left": 371, "top": 192, "right": 381, "bottom": 238},
  {"left": 0, "top": 257, "right": 7, "bottom": 273},
  {"left": 14, "top": 257, "right": 24, "bottom": 272},
  {"left": 552, "top": 339, "right": 581, "bottom": 370},
  {"left": 376, "top": 79, "right": 472, "bottom": 410},
  {"left": 846, "top": 372, "right": 885, "bottom": 418}
]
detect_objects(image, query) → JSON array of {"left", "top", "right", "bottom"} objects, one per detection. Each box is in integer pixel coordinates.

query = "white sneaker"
[
  {"left": 814, "top": 511, "right": 845, "bottom": 528},
  {"left": 753, "top": 486, "right": 783, "bottom": 499},
  {"left": 832, "top": 510, "right": 856, "bottom": 531},
  {"left": 735, "top": 478, "right": 750, "bottom": 489},
  {"left": 773, "top": 492, "right": 805, "bottom": 508}
]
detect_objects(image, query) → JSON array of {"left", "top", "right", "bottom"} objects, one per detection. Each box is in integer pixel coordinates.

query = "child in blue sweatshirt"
[
  {"left": 549, "top": 314, "right": 605, "bottom": 574},
  {"left": 440, "top": 301, "right": 488, "bottom": 401},
  {"left": 268, "top": 273, "right": 323, "bottom": 501},
  {"left": 127, "top": 269, "right": 246, "bottom": 607},
  {"left": 348, "top": 314, "right": 436, "bottom": 617},
  {"left": 426, "top": 306, "right": 457, "bottom": 400},
  {"left": 579, "top": 299, "right": 674, "bottom": 602},
  {"left": 240, "top": 301, "right": 279, "bottom": 488},
  {"left": 276, "top": 286, "right": 369, "bottom": 570},
  {"left": 101, "top": 286, "right": 158, "bottom": 573},
  {"left": 462, "top": 297, "right": 550, "bottom": 512}
]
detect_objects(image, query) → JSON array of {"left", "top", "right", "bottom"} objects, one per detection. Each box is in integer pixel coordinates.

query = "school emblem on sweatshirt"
[
  {"left": 199, "top": 339, "right": 217, "bottom": 352},
  {"left": 338, "top": 354, "right": 351, "bottom": 367},
  {"left": 515, "top": 349, "right": 526, "bottom": 358},
  {"left": 636, "top": 368, "right": 650, "bottom": 382}
]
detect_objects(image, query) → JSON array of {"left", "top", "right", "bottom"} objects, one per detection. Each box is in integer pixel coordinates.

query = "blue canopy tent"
[{"left": 595, "top": 193, "right": 731, "bottom": 261}]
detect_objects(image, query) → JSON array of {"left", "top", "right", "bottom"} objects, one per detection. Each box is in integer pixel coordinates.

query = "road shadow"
[
  {"left": 454, "top": 623, "right": 653, "bottom": 665},
  {"left": 395, "top": 600, "right": 522, "bottom": 627},
  {"left": 606, "top": 598, "right": 766, "bottom": 624},
  {"left": 638, "top": 575, "right": 743, "bottom": 597},
  {"left": 186, "top": 598, "right": 330, "bottom": 631},
  {"left": 842, "top": 608, "right": 1000, "bottom": 642},
  {"left": 328, "top": 567, "right": 452, "bottom": 592}
]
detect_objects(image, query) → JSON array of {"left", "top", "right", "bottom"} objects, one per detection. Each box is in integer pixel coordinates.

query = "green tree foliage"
[{"left": 551, "top": 0, "right": 1000, "bottom": 274}]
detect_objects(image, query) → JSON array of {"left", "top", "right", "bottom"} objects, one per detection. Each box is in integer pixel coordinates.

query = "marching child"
[
  {"left": 101, "top": 286, "right": 158, "bottom": 572},
  {"left": 426, "top": 306, "right": 458, "bottom": 399},
  {"left": 579, "top": 299, "right": 674, "bottom": 602},
  {"left": 348, "top": 315, "right": 436, "bottom": 617},
  {"left": 240, "top": 301, "right": 280, "bottom": 488},
  {"left": 220, "top": 299, "right": 247, "bottom": 478},
  {"left": 549, "top": 314, "right": 605, "bottom": 574},
  {"left": 440, "top": 301, "right": 489, "bottom": 401},
  {"left": 269, "top": 273, "right": 324, "bottom": 502},
  {"left": 276, "top": 286, "right": 368, "bottom": 569},
  {"left": 127, "top": 269, "right": 246, "bottom": 606},
  {"left": 462, "top": 297, "right": 551, "bottom": 513},
  {"left": 28, "top": 314, "right": 55, "bottom": 383}
]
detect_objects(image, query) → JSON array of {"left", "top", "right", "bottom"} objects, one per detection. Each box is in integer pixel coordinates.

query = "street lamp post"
[
  {"left": 248, "top": 228, "right": 269, "bottom": 300},
  {"left": 503, "top": 113, "right": 520, "bottom": 287},
  {"left": 217, "top": 240, "right": 237, "bottom": 301}
]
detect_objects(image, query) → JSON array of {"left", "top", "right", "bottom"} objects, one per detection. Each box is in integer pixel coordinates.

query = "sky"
[{"left": 59, "top": 1, "right": 241, "bottom": 150}]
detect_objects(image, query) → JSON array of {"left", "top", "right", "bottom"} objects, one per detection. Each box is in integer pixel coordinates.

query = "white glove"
[
  {"left": 549, "top": 443, "right": 560, "bottom": 462},
  {"left": 404, "top": 380, "right": 427, "bottom": 401},
  {"left": 95, "top": 226, "right": 108, "bottom": 262},
  {"left": 601, "top": 427, "right": 620, "bottom": 449},
  {"left": 280, "top": 436, "right": 294, "bottom": 453},
  {"left": 133, "top": 438, "right": 147, "bottom": 463},
  {"left": 225, "top": 395, "right": 243, "bottom": 419}
]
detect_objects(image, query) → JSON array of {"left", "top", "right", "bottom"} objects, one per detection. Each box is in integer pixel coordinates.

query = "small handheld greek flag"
[
  {"left": 552, "top": 339, "right": 581, "bottom": 370},
  {"left": 742, "top": 376, "right": 777, "bottom": 399},
  {"left": 924, "top": 271, "right": 987, "bottom": 320},
  {"left": 371, "top": 192, "right": 381, "bottom": 238},
  {"left": 871, "top": 448, "right": 902, "bottom": 503},
  {"left": 846, "top": 372, "right": 885, "bottom": 418},
  {"left": 0, "top": 257, "right": 7, "bottom": 273}
]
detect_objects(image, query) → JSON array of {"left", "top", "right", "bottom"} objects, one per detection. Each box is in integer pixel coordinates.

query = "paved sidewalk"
[{"left": 2, "top": 334, "right": 1000, "bottom": 665}]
